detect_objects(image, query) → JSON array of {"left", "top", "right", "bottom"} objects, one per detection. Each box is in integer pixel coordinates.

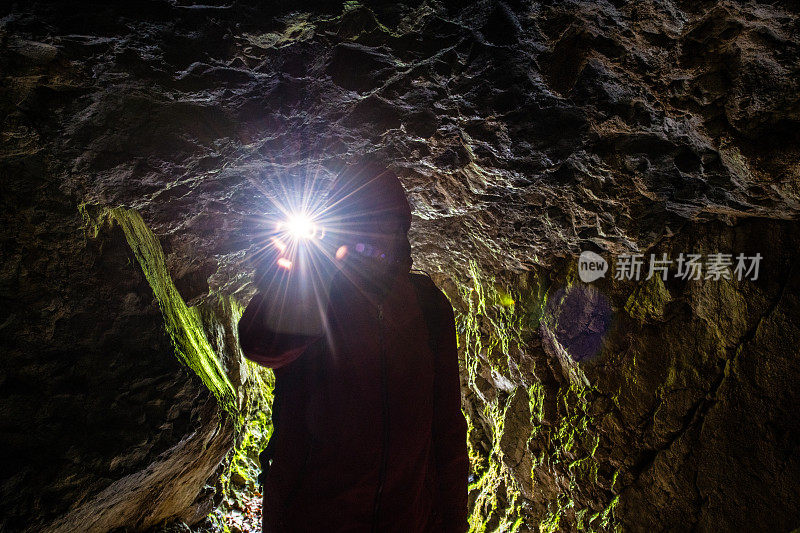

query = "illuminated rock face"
[{"left": 1, "top": 1, "right": 799, "bottom": 531}]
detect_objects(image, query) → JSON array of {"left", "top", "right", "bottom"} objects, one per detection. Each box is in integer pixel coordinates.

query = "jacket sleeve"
[
  {"left": 237, "top": 293, "right": 322, "bottom": 369},
  {"left": 431, "top": 288, "right": 470, "bottom": 532}
]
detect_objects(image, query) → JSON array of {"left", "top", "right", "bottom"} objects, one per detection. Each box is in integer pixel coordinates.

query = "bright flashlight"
[{"left": 277, "top": 213, "right": 323, "bottom": 241}]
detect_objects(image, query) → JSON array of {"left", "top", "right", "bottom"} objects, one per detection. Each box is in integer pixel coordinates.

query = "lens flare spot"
[
  {"left": 540, "top": 285, "right": 612, "bottom": 362},
  {"left": 271, "top": 237, "right": 287, "bottom": 253},
  {"left": 277, "top": 257, "right": 293, "bottom": 270},
  {"left": 335, "top": 245, "right": 348, "bottom": 260}
]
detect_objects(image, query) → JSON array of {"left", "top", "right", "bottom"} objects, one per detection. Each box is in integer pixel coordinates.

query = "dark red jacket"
[{"left": 238, "top": 269, "right": 469, "bottom": 532}]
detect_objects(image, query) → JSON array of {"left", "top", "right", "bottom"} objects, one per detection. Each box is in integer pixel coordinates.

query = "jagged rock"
[{"left": 2, "top": 1, "right": 799, "bottom": 531}]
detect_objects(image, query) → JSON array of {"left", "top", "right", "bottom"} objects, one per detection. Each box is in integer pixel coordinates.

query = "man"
[{"left": 237, "top": 157, "right": 469, "bottom": 532}]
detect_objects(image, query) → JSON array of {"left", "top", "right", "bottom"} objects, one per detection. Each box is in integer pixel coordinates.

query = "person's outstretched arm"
[
  {"left": 431, "top": 288, "right": 470, "bottom": 532},
  {"left": 238, "top": 292, "right": 322, "bottom": 369},
  {"left": 238, "top": 247, "right": 328, "bottom": 369}
]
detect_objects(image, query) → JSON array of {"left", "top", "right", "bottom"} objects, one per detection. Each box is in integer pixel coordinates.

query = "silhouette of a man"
[{"left": 238, "top": 157, "right": 469, "bottom": 532}]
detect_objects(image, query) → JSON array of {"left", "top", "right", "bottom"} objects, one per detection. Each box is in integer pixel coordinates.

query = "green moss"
[
  {"left": 239, "top": 13, "right": 315, "bottom": 49},
  {"left": 449, "top": 264, "right": 562, "bottom": 532},
  {"left": 466, "top": 412, "right": 488, "bottom": 478},
  {"left": 528, "top": 382, "right": 545, "bottom": 424},
  {"left": 568, "top": 456, "right": 599, "bottom": 485},
  {"left": 598, "top": 495, "right": 620, "bottom": 531},
  {"left": 466, "top": 392, "right": 527, "bottom": 533},
  {"left": 539, "top": 494, "right": 574, "bottom": 533},
  {"left": 624, "top": 274, "right": 672, "bottom": 322},
  {"left": 80, "top": 204, "right": 237, "bottom": 415},
  {"left": 457, "top": 260, "right": 532, "bottom": 381},
  {"left": 204, "top": 512, "right": 234, "bottom": 533},
  {"left": 468, "top": 460, "right": 526, "bottom": 533},
  {"left": 551, "top": 381, "right": 592, "bottom": 458},
  {"left": 219, "top": 360, "right": 275, "bottom": 505},
  {"left": 447, "top": 261, "right": 621, "bottom": 532},
  {"left": 317, "top": 0, "right": 403, "bottom": 41},
  {"left": 576, "top": 508, "right": 589, "bottom": 530},
  {"left": 528, "top": 374, "right": 616, "bottom": 532}
]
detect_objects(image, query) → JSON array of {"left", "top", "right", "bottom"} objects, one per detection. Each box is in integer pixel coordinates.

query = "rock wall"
[
  {"left": 0, "top": 202, "right": 245, "bottom": 531},
  {"left": 440, "top": 217, "right": 799, "bottom": 531},
  {"left": 2, "top": 0, "right": 798, "bottom": 531}
]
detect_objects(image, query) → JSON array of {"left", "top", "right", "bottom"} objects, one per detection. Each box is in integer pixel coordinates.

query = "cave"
[{"left": 2, "top": 1, "right": 799, "bottom": 532}]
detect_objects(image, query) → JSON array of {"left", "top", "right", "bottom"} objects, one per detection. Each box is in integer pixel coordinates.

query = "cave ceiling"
[{"left": 4, "top": 0, "right": 798, "bottom": 304}]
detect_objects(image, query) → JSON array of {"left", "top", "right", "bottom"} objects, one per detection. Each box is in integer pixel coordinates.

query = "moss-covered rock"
[{"left": 442, "top": 218, "right": 800, "bottom": 532}]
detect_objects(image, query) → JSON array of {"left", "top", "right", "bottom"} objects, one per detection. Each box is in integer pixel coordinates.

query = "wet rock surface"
[{"left": 1, "top": 1, "right": 799, "bottom": 531}]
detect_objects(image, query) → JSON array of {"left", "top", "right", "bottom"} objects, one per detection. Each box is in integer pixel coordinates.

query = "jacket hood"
[{"left": 327, "top": 157, "right": 412, "bottom": 232}]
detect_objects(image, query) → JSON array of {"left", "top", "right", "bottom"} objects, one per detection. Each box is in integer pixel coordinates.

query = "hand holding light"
[
  {"left": 252, "top": 211, "right": 333, "bottom": 336},
  {"left": 271, "top": 213, "right": 325, "bottom": 271}
]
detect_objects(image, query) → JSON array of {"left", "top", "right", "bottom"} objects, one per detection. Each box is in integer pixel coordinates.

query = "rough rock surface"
[
  {"left": 1, "top": 1, "right": 799, "bottom": 531},
  {"left": 0, "top": 201, "right": 246, "bottom": 532}
]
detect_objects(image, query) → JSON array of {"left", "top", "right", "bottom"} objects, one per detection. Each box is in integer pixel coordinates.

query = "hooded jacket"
[{"left": 238, "top": 160, "right": 469, "bottom": 533}]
